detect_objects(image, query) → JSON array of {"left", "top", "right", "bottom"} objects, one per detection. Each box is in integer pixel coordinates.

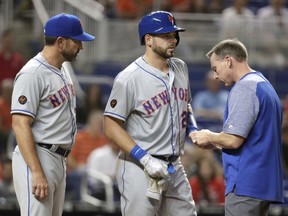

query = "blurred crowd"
[
  {"left": 11, "top": 0, "right": 288, "bottom": 20},
  {"left": 8, "top": 0, "right": 288, "bottom": 70},
  {"left": 95, "top": 0, "right": 288, "bottom": 20},
  {"left": 0, "top": 0, "right": 288, "bottom": 211}
]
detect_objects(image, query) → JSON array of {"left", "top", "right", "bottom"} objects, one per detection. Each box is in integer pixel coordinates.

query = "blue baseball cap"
[{"left": 44, "top": 13, "right": 95, "bottom": 41}]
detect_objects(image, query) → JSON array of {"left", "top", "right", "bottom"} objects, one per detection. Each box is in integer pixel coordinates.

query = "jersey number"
[{"left": 181, "top": 111, "right": 188, "bottom": 129}]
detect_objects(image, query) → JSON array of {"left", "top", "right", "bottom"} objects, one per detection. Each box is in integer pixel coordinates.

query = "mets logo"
[
  {"left": 18, "top": 95, "right": 27, "bottom": 105},
  {"left": 168, "top": 15, "right": 174, "bottom": 25}
]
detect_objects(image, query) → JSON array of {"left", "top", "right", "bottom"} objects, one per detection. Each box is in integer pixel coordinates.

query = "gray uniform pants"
[
  {"left": 12, "top": 145, "right": 66, "bottom": 216},
  {"left": 225, "top": 190, "right": 270, "bottom": 216},
  {"left": 117, "top": 153, "right": 197, "bottom": 216}
]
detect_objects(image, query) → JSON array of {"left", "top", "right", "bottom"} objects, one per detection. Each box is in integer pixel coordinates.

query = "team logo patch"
[
  {"left": 18, "top": 95, "right": 27, "bottom": 105},
  {"left": 110, "top": 99, "right": 117, "bottom": 108},
  {"left": 168, "top": 15, "right": 174, "bottom": 25}
]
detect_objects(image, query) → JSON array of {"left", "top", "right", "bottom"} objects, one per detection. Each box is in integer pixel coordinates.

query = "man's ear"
[
  {"left": 225, "top": 55, "right": 232, "bottom": 68},
  {"left": 145, "top": 34, "right": 153, "bottom": 47},
  {"left": 56, "top": 37, "right": 65, "bottom": 49}
]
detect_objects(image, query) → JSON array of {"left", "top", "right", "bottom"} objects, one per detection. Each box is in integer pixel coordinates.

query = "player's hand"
[
  {"left": 31, "top": 171, "right": 49, "bottom": 201},
  {"left": 140, "top": 154, "right": 169, "bottom": 178}
]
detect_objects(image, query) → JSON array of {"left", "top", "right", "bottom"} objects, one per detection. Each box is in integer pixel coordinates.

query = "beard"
[
  {"left": 61, "top": 49, "right": 79, "bottom": 62},
  {"left": 152, "top": 45, "right": 175, "bottom": 59}
]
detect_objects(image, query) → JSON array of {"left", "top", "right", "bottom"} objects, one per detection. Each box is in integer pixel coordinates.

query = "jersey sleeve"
[
  {"left": 223, "top": 83, "right": 259, "bottom": 138},
  {"left": 11, "top": 73, "right": 42, "bottom": 118},
  {"left": 104, "top": 75, "right": 134, "bottom": 122}
]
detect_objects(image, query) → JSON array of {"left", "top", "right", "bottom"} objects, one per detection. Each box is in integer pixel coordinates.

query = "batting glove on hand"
[{"left": 140, "top": 154, "right": 169, "bottom": 178}]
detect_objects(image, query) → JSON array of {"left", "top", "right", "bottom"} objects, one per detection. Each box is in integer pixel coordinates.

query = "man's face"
[
  {"left": 60, "top": 38, "right": 83, "bottom": 62},
  {"left": 150, "top": 32, "right": 177, "bottom": 59},
  {"left": 210, "top": 53, "right": 234, "bottom": 87}
]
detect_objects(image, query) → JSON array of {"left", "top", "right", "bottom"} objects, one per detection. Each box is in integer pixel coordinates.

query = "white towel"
[{"left": 144, "top": 170, "right": 169, "bottom": 200}]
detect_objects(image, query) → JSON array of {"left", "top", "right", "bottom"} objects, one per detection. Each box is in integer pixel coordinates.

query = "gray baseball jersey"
[
  {"left": 11, "top": 53, "right": 77, "bottom": 146},
  {"left": 104, "top": 56, "right": 192, "bottom": 156},
  {"left": 104, "top": 57, "right": 196, "bottom": 216},
  {"left": 11, "top": 52, "right": 76, "bottom": 216}
]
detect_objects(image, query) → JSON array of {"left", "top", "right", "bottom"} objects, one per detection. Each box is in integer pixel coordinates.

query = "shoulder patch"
[
  {"left": 18, "top": 95, "right": 27, "bottom": 105},
  {"left": 110, "top": 99, "right": 117, "bottom": 108}
]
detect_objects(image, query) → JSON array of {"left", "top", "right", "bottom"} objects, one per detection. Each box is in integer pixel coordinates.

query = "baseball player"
[
  {"left": 104, "top": 11, "right": 197, "bottom": 216},
  {"left": 11, "top": 14, "right": 95, "bottom": 216}
]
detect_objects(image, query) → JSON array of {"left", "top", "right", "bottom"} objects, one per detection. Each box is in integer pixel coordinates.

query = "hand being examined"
[{"left": 190, "top": 129, "right": 220, "bottom": 149}]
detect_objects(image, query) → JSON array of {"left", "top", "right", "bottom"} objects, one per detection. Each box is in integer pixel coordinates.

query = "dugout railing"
[
  {"left": 28, "top": 0, "right": 288, "bottom": 100},
  {"left": 2, "top": 0, "right": 287, "bottom": 83},
  {"left": 8, "top": 0, "right": 284, "bottom": 68}
]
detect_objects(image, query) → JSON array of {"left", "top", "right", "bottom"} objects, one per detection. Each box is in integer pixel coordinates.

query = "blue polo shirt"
[{"left": 222, "top": 71, "right": 283, "bottom": 203}]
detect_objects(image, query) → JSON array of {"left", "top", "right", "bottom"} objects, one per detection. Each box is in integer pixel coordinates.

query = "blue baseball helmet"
[{"left": 138, "top": 11, "right": 185, "bottom": 46}]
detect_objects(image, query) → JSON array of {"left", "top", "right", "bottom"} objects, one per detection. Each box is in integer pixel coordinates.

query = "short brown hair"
[
  {"left": 206, "top": 38, "right": 248, "bottom": 62},
  {"left": 44, "top": 36, "right": 58, "bottom": 46}
]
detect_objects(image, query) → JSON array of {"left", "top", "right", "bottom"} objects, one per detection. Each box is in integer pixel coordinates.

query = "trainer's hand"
[
  {"left": 140, "top": 154, "right": 168, "bottom": 178},
  {"left": 31, "top": 171, "right": 49, "bottom": 200},
  {"left": 190, "top": 130, "right": 218, "bottom": 149}
]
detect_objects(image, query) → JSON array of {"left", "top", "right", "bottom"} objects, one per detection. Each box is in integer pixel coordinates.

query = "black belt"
[
  {"left": 37, "top": 143, "right": 71, "bottom": 157},
  {"left": 151, "top": 155, "right": 179, "bottom": 162}
]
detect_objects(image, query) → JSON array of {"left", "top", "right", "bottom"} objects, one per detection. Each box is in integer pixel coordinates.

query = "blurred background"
[{"left": 0, "top": 0, "right": 288, "bottom": 215}]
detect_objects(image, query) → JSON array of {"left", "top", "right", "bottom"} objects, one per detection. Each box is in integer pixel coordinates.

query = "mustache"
[{"left": 167, "top": 45, "right": 176, "bottom": 49}]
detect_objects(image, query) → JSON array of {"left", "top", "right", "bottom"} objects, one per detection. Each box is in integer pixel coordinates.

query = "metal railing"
[
  {"left": 2, "top": 0, "right": 288, "bottom": 69},
  {"left": 80, "top": 168, "right": 117, "bottom": 212}
]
